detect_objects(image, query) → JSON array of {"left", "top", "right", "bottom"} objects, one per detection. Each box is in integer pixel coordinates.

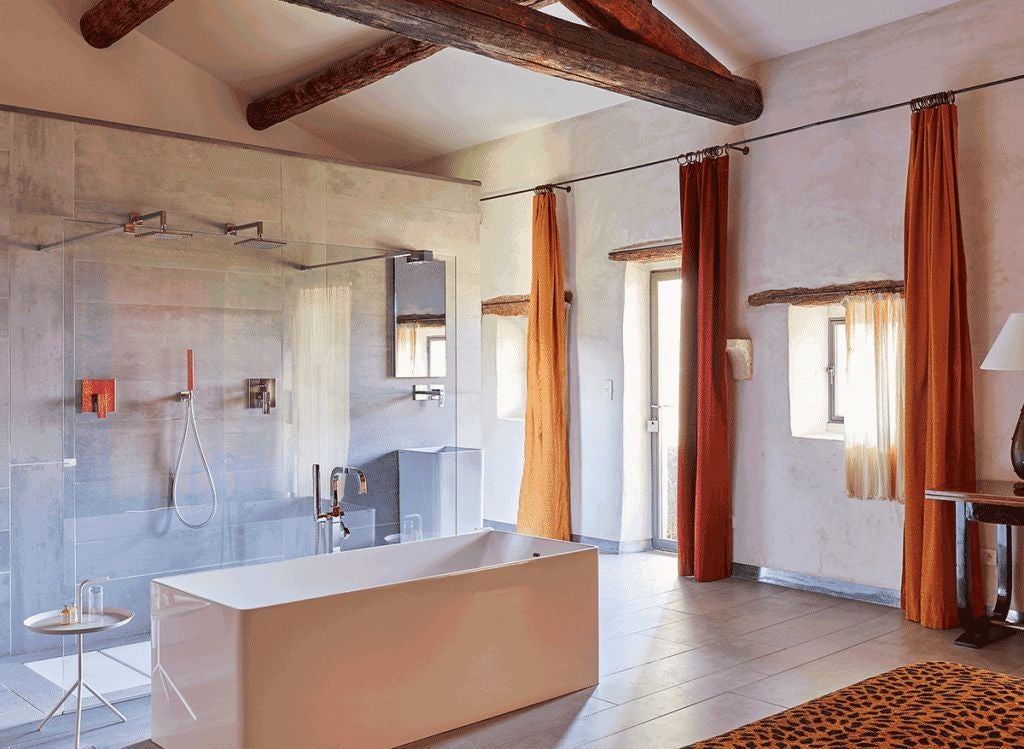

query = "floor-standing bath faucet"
[{"left": 312, "top": 464, "right": 366, "bottom": 553}]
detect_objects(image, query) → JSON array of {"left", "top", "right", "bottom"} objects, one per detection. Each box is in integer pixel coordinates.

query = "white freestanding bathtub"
[{"left": 150, "top": 530, "right": 598, "bottom": 749}]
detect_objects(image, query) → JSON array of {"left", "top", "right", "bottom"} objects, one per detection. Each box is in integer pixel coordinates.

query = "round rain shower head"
[
  {"left": 226, "top": 221, "right": 287, "bottom": 250},
  {"left": 235, "top": 237, "right": 288, "bottom": 250}
]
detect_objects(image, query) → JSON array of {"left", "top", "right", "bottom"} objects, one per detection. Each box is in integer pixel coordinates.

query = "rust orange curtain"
[
  {"left": 901, "top": 101, "right": 983, "bottom": 628},
  {"left": 677, "top": 155, "right": 732, "bottom": 581},
  {"left": 516, "top": 190, "right": 571, "bottom": 540}
]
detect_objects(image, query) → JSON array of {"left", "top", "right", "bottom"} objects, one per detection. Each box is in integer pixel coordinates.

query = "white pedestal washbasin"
[{"left": 398, "top": 446, "right": 482, "bottom": 539}]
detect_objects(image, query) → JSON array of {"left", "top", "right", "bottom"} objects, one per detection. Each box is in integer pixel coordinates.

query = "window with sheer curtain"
[{"left": 843, "top": 293, "right": 905, "bottom": 501}]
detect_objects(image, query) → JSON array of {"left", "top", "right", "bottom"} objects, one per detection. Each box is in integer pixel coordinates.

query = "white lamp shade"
[{"left": 981, "top": 313, "right": 1024, "bottom": 371}]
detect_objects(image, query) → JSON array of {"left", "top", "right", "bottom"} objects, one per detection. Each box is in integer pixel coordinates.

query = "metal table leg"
[{"left": 35, "top": 632, "right": 127, "bottom": 748}]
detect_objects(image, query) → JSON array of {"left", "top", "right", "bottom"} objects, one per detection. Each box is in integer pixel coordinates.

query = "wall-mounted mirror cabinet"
[{"left": 392, "top": 254, "right": 447, "bottom": 378}]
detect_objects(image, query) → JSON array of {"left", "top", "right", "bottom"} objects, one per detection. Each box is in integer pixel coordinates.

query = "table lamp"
[{"left": 981, "top": 312, "right": 1024, "bottom": 490}]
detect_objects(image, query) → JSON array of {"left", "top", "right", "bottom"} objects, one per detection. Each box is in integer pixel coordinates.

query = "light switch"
[{"left": 602, "top": 379, "right": 614, "bottom": 400}]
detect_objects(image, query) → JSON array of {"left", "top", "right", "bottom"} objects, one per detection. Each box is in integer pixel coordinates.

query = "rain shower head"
[
  {"left": 124, "top": 211, "right": 193, "bottom": 240},
  {"left": 137, "top": 227, "right": 193, "bottom": 240},
  {"left": 226, "top": 221, "right": 287, "bottom": 250}
]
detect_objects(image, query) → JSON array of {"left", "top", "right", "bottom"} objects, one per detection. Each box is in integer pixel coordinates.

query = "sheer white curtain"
[
  {"left": 844, "top": 293, "right": 905, "bottom": 501},
  {"left": 288, "top": 283, "right": 351, "bottom": 496}
]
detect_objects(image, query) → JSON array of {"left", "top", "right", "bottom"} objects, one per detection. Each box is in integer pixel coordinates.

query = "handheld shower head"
[{"left": 226, "top": 221, "right": 287, "bottom": 250}]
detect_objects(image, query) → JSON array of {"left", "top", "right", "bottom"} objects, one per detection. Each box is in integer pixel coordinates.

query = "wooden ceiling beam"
[
  {"left": 281, "top": 0, "right": 763, "bottom": 125},
  {"left": 80, "top": 0, "right": 176, "bottom": 48},
  {"left": 560, "top": 0, "right": 729, "bottom": 77},
  {"left": 248, "top": 0, "right": 556, "bottom": 131}
]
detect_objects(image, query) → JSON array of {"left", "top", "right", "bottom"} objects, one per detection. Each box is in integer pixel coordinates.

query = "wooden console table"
[{"left": 926, "top": 481, "right": 1024, "bottom": 649}]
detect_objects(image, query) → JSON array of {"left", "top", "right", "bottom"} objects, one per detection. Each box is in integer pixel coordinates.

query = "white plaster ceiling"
[{"left": 113, "top": 0, "right": 961, "bottom": 166}]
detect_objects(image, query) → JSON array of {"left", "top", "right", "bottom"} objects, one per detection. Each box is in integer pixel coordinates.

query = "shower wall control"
[
  {"left": 246, "top": 378, "right": 277, "bottom": 415},
  {"left": 412, "top": 384, "right": 445, "bottom": 407},
  {"left": 82, "top": 379, "right": 116, "bottom": 419}
]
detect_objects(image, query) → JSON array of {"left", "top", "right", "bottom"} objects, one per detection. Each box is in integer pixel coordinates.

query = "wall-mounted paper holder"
[{"left": 82, "top": 379, "right": 116, "bottom": 419}]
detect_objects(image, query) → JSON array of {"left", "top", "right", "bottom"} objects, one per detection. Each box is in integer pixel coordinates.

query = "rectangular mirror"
[{"left": 392, "top": 254, "right": 447, "bottom": 377}]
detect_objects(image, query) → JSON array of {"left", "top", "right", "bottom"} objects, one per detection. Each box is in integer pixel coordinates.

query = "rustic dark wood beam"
[
  {"left": 282, "top": 0, "right": 763, "bottom": 125},
  {"left": 561, "top": 0, "right": 729, "bottom": 77},
  {"left": 80, "top": 0, "right": 175, "bottom": 48},
  {"left": 249, "top": 0, "right": 557, "bottom": 131},
  {"left": 608, "top": 241, "right": 681, "bottom": 263},
  {"left": 747, "top": 280, "right": 905, "bottom": 307},
  {"left": 248, "top": 36, "right": 439, "bottom": 131},
  {"left": 482, "top": 292, "right": 573, "bottom": 316}
]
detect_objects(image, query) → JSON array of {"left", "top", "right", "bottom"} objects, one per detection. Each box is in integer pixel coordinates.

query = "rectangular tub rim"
[{"left": 151, "top": 529, "right": 598, "bottom": 612}]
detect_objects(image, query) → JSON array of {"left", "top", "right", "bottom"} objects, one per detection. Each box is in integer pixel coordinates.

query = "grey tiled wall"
[{"left": 0, "top": 106, "right": 481, "bottom": 656}]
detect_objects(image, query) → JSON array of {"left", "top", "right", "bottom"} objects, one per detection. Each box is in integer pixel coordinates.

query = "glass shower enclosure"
[{"left": 12, "top": 215, "right": 473, "bottom": 717}]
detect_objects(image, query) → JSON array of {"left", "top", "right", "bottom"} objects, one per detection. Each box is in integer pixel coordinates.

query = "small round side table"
[{"left": 23, "top": 608, "right": 135, "bottom": 749}]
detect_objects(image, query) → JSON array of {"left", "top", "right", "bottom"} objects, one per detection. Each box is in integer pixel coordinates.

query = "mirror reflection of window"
[{"left": 392, "top": 257, "right": 447, "bottom": 378}]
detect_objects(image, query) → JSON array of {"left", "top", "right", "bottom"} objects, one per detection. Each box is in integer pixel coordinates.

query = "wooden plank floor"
[{"left": 5, "top": 550, "right": 1024, "bottom": 748}]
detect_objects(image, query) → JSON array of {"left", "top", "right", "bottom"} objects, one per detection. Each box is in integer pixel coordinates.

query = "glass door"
[{"left": 650, "top": 270, "right": 681, "bottom": 551}]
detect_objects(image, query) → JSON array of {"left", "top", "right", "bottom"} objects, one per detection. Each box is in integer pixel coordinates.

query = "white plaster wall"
[
  {"left": 0, "top": 0, "right": 345, "bottom": 159},
  {"left": 417, "top": 0, "right": 1024, "bottom": 590}
]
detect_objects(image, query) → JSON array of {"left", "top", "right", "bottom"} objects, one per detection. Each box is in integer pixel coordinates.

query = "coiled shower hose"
[{"left": 171, "top": 390, "right": 218, "bottom": 528}]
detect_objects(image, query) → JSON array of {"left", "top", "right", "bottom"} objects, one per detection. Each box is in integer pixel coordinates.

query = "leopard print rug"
[{"left": 688, "top": 661, "right": 1024, "bottom": 748}]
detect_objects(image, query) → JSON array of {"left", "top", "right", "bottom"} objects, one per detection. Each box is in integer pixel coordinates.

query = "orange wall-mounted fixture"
[{"left": 82, "top": 379, "right": 116, "bottom": 419}]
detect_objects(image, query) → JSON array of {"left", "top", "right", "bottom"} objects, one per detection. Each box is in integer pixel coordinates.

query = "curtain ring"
[{"left": 910, "top": 90, "right": 956, "bottom": 112}]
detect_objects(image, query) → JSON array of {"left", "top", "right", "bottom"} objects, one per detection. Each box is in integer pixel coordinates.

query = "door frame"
[{"left": 650, "top": 268, "right": 681, "bottom": 553}]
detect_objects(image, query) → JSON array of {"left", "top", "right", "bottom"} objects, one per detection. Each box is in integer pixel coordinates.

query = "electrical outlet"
[{"left": 982, "top": 548, "right": 998, "bottom": 566}]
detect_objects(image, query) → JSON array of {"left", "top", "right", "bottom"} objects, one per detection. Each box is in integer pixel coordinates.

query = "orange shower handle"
[
  {"left": 82, "top": 379, "right": 116, "bottom": 419},
  {"left": 187, "top": 349, "right": 194, "bottom": 392}
]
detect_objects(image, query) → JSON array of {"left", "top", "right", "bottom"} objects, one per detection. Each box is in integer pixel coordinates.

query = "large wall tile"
[
  {"left": 0, "top": 235, "right": 9, "bottom": 296},
  {"left": 0, "top": 573, "right": 9, "bottom": 656},
  {"left": 0, "top": 297, "right": 9, "bottom": 475},
  {"left": 326, "top": 195, "right": 479, "bottom": 256},
  {"left": 9, "top": 247, "right": 63, "bottom": 464},
  {"left": 10, "top": 463, "right": 63, "bottom": 654},
  {"left": 326, "top": 163, "right": 480, "bottom": 215},
  {"left": 8, "top": 212, "right": 61, "bottom": 253},
  {"left": 9, "top": 114, "right": 73, "bottom": 217},
  {"left": 282, "top": 157, "right": 326, "bottom": 245},
  {"left": 0, "top": 111, "right": 10, "bottom": 151},
  {"left": 75, "top": 125, "right": 282, "bottom": 227},
  {"left": 0, "top": 151, "right": 9, "bottom": 237}
]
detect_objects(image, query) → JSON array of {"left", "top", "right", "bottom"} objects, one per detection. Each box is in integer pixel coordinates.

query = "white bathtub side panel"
[
  {"left": 150, "top": 584, "right": 245, "bottom": 749},
  {"left": 242, "top": 548, "right": 599, "bottom": 749}
]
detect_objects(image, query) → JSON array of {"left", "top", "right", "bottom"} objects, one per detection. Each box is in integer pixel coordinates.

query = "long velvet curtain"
[
  {"left": 901, "top": 101, "right": 983, "bottom": 628},
  {"left": 677, "top": 155, "right": 732, "bottom": 581},
  {"left": 516, "top": 189, "right": 572, "bottom": 540}
]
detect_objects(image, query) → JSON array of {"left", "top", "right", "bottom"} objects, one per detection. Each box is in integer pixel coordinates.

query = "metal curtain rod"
[{"left": 479, "top": 71, "right": 1024, "bottom": 203}]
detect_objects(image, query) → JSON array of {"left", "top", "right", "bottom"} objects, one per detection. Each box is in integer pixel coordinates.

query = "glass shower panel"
[
  {"left": 49, "top": 220, "right": 466, "bottom": 709},
  {"left": 58, "top": 220, "right": 293, "bottom": 703}
]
